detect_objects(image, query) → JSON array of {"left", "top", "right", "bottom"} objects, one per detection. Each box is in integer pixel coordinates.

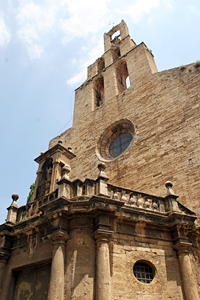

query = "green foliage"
[
  {"left": 65, "top": 185, "right": 70, "bottom": 192},
  {"left": 27, "top": 183, "right": 35, "bottom": 203},
  {"left": 146, "top": 48, "right": 153, "bottom": 54},
  {"left": 179, "top": 65, "right": 186, "bottom": 71},
  {"left": 82, "top": 78, "right": 92, "bottom": 88},
  {"left": 192, "top": 224, "right": 200, "bottom": 231},
  {"left": 194, "top": 61, "right": 200, "bottom": 68},
  {"left": 21, "top": 215, "right": 28, "bottom": 222}
]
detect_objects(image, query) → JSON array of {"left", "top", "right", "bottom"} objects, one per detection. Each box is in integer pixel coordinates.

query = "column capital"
[
  {"left": 0, "top": 253, "right": 10, "bottom": 264},
  {"left": 93, "top": 229, "right": 113, "bottom": 243},
  {"left": 52, "top": 159, "right": 60, "bottom": 165},
  {"left": 173, "top": 241, "right": 192, "bottom": 255},
  {"left": 49, "top": 230, "right": 70, "bottom": 245}
]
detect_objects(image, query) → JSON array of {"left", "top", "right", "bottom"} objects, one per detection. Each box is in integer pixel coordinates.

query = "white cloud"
[
  {"left": 189, "top": 5, "right": 200, "bottom": 15},
  {"left": 163, "top": 0, "right": 172, "bottom": 9},
  {"left": 60, "top": 0, "right": 110, "bottom": 43},
  {"left": 16, "top": 0, "right": 62, "bottom": 59},
  {"left": 117, "top": 0, "right": 161, "bottom": 23},
  {"left": 15, "top": 0, "right": 110, "bottom": 59},
  {"left": 27, "top": 43, "right": 44, "bottom": 60},
  {"left": 67, "top": 38, "right": 104, "bottom": 85},
  {"left": 0, "top": 12, "right": 11, "bottom": 46},
  {"left": 67, "top": 67, "right": 86, "bottom": 86},
  {"left": 15, "top": 0, "right": 166, "bottom": 61}
]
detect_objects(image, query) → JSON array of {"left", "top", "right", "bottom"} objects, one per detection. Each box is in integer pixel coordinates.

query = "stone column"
[
  {"left": 50, "top": 160, "right": 61, "bottom": 193},
  {"left": 49, "top": 231, "right": 69, "bottom": 300},
  {"left": 94, "top": 231, "right": 112, "bottom": 300},
  {"left": 174, "top": 243, "right": 199, "bottom": 300},
  {"left": 0, "top": 257, "right": 8, "bottom": 294}
]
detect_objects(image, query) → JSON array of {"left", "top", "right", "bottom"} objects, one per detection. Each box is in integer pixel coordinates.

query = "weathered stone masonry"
[{"left": 1, "top": 20, "right": 200, "bottom": 300}]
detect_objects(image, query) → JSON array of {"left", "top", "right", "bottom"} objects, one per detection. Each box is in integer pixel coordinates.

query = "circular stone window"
[
  {"left": 133, "top": 261, "right": 155, "bottom": 284},
  {"left": 110, "top": 132, "right": 132, "bottom": 157},
  {"left": 97, "top": 119, "right": 135, "bottom": 161}
]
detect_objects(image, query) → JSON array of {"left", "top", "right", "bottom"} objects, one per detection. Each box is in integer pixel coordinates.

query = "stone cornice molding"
[{"left": 35, "top": 143, "right": 75, "bottom": 164}]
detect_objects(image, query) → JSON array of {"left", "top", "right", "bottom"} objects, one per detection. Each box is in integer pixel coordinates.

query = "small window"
[
  {"left": 133, "top": 261, "right": 155, "bottom": 284},
  {"left": 110, "top": 132, "right": 132, "bottom": 157},
  {"left": 126, "top": 76, "right": 130, "bottom": 88},
  {"left": 116, "top": 61, "right": 130, "bottom": 94},
  {"left": 94, "top": 76, "right": 104, "bottom": 108}
]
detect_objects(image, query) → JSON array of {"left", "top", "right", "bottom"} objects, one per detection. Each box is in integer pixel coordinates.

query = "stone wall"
[
  {"left": 111, "top": 238, "right": 183, "bottom": 300},
  {"left": 1, "top": 237, "right": 52, "bottom": 299},
  {"left": 50, "top": 42, "right": 200, "bottom": 217}
]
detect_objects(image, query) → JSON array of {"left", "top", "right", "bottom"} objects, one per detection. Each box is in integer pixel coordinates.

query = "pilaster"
[{"left": 0, "top": 255, "right": 9, "bottom": 295}]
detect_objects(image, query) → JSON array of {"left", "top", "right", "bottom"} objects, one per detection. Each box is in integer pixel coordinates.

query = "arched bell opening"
[
  {"left": 36, "top": 158, "right": 53, "bottom": 198},
  {"left": 94, "top": 75, "right": 105, "bottom": 108},
  {"left": 116, "top": 60, "right": 130, "bottom": 94}
]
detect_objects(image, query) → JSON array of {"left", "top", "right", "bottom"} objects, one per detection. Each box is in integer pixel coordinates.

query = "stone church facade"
[{"left": 1, "top": 20, "right": 200, "bottom": 299}]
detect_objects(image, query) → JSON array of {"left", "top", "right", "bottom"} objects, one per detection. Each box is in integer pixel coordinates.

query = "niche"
[
  {"left": 94, "top": 76, "right": 104, "bottom": 108},
  {"left": 116, "top": 60, "right": 130, "bottom": 94},
  {"left": 98, "top": 57, "right": 105, "bottom": 73}
]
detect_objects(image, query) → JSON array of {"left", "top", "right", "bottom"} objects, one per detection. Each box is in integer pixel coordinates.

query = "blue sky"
[{"left": 0, "top": 0, "right": 200, "bottom": 224}]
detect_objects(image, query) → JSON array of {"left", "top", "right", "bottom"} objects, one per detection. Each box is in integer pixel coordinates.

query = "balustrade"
[
  {"left": 10, "top": 166, "right": 195, "bottom": 224},
  {"left": 107, "top": 184, "right": 162, "bottom": 211}
]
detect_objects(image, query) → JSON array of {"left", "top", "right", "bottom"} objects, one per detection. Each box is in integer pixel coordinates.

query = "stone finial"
[
  {"left": 58, "top": 140, "right": 62, "bottom": 144},
  {"left": 61, "top": 165, "right": 71, "bottom": 180},
  {"left": 7, "top": 194, "right": 19, "bottom": 223},
  {"left": 11, "top": 193, "right": 19, "bottom": 208},
  {"left": 98, "top": 162, "right": 108, "bottom": 179},
  {"left": 68, "top": 146, "right": 72, "bottom": 152},
  {"left": 165, "top": 181, "right": 175, "bottom": 196}
]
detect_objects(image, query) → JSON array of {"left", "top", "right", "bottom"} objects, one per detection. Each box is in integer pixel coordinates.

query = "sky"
[{"left": 0, "top": 0, "right": 200, "bottom": 224}]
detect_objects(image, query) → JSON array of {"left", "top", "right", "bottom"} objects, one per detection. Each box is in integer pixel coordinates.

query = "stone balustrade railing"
[
  {"left": 38, "top": 189, "right": 58, "bottom": 208},
  {"left": 107, "top": 184, "right": 163, "bottom": 212},
  {"left": 7, "top": 163, "right": 195, "bottom": 224}
]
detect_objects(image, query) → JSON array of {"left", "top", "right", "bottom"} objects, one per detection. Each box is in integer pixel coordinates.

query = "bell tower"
[{"left": 72, "top": 20, "right": 157, "bottom": 128}]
